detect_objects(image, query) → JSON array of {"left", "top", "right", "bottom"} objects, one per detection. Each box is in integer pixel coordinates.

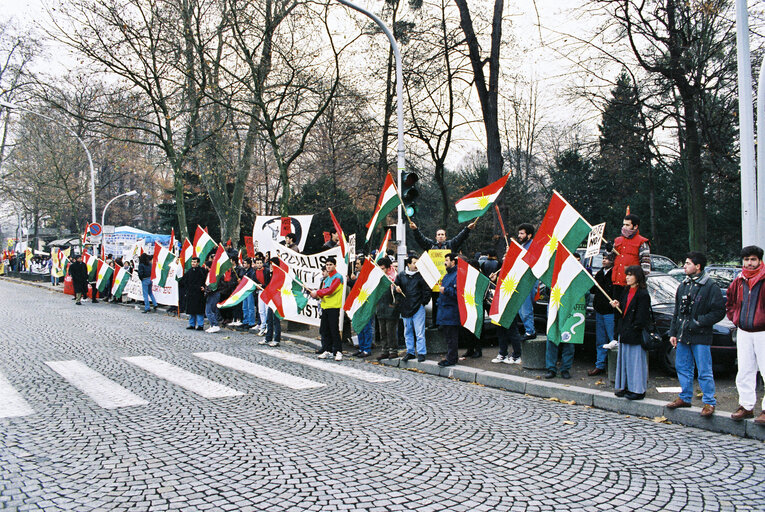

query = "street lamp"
[
  {"left": 335, "top": 0, "right": 407, "bottom": 269},
  {"left": 101, "top": 190, "right": 138, "bottom": 228},
  {"left": 0, "top": 100, "right": 97, "bottom": 224}
]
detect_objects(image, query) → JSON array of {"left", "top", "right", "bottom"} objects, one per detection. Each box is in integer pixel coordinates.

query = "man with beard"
[
  {"left": 517, "top": 223, "right": 537, "bottom": 340},
  {"left": 612, "top": 213, "right": 651, "bottom": 296}
]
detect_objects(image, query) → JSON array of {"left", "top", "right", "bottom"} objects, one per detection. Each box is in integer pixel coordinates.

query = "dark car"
[
  {"left": 533, "top": 272, "right": 736, "bottom": 375},
  {"left": 668, "top": 265, "right": 741, "bottom": 300},
  {"left": 578, "top": 249, "right": 678, "bottom": 275}
]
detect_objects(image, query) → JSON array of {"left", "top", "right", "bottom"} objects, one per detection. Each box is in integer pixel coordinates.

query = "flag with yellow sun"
[
  {"left": 489, "top": 240, "right": 536, "bottom": 328},
  {"left": 546, "top": 243, "right": 597, "bottom": 344},
  {"left": 344, "top": 258, "right": 393, "bottom": 332},
  {"left": 218, "top": 276, "right": 259, "bottom": 309},
  {"left": 261, "top": 265, "right": 309, "bottom": 319},
  {"left": 457, "top": 258, "right": 491, "bottom": 338},
  {"left": 454, "top": 174, "right": 510, "bottom": 223}
]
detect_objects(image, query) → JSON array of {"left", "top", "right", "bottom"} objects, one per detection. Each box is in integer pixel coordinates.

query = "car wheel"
[{"left": 660, "top": 342, "right": 677, "bottom": 375}]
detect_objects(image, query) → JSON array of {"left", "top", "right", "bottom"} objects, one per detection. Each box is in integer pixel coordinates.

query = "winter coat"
[
  {"left": 592, "top": 267, "right": 616, "bottom": 315},
  {"left": 615, "top": 287, "right": 651, "bottom": 345},
  {"left": 436, "top": 265, "right": 460, "bottom": 326},
  {"left": 726, "top": 265, "right": 765, "bottom": 332},
  {"left": 394, "top": 271, "right": 431, "bottom": 318},
  {"left": 137, "top": 262, "right": 152, "bottom": 281},
  {"left": 68, "top": 261, "right": 89, "bottom": 294},
  {"left": 376, "top": 283, "right": 399, "bottom": 320},
  {"left": 412, "top": 226, "right": 471, "bottom": 251},
  {"left": 181, "top": 266, "right": 207, "bottom": 315},
  {"left": 668, "top": 272, "right": 726, "bottom": 345},
  {"left": 480, "top": 258, "right": 501, "bottom": 277}
]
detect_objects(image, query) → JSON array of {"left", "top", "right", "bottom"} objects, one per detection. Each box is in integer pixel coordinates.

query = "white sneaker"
[
  {"left": 318, "top": 351, "right": 333, "bottom": 359},
  {"left": 258, "top": 328, "right": 267, "bottom": 336},
  {"left": 229, "top": 321, "right": 242, "bottom": 327},
  {"left": 250, "top": 325, "right": 259, "bottom": 330},
  {"left": 491, "top": 355, "right": 506, "bottom": 363},
  {"left": 603, "top": 340, "right": 619, "bottom": 350},
  {"left": 334, "top": 352, "right": 343, "bottom": 361},
  {"left": 506, "top": 357, "right": 522, "bottom": 365},
  {"left": 206, "top": 326, "right": 221, "bottom": 333},
  {"left": 257, "top": 339, "right": 267, "bottom": 345},
  {"left": 268, "top": 341, "right": 279, "bottom": 347}
]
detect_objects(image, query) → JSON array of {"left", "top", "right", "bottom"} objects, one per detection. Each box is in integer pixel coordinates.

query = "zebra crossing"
[{"left": 0, "top": 349, "right": 398, "bottom": 419}]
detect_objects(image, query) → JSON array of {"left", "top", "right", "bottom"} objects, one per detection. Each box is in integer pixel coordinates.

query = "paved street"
[{"left": 0, "top": 280, "right": 763, "bottom": 511}]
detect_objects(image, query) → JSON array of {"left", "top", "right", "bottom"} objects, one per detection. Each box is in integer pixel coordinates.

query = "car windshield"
[
  {"left": 706, "top": 268, "right": 740, "bottom": 289},
  {"left": 647, "top": 275, "right": 679, "bottom": 305}
]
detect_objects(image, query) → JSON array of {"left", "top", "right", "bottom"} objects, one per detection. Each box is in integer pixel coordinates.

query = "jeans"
[
  {"left": 51, "top": 274, "right": 59, "bottom": 285},
  {"left": 546, "top": 339, "right": 574, "bottom": 373},
  {"left": 188, "top": 314, "right": 205, "bottom": 328},
  {"left": 141, "top": 277, "right": 157, "bottom": 311},
  {"left": 266, "top": 309, "right": 281, "bottom": 342},
  {"left": 676, "top": 343, "right": 716, "bottom": 405},
  {"left": 320, "top": 308, "right": 341, "bottom": 353},
  {"left": 357, "top": 319, "right": 374, "bottom": 353},
  {"left": 497, "top": 323, "right": 522, "bottom": 359},
  {"left": 242, "top": 295, "right": 255, "bottom": 326},
  {"left": 205, "top": 292, "right": 221, "bottom": 327},
  {"left": 594, "top": 312, "right": 615, "bottom": 370},
  {"left": 257, "top": 295, "right": 269, "bottom": 330},
  {"left": 402, "top": 305, "right": 427, "bottom": 355},
  {"left": 519, "top": 285, "right": 537, "bottom": 335}
]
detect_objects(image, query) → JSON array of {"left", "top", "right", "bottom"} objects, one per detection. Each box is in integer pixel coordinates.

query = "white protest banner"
[
  {"left": 416, "top": 251, "right": 442, "bottom": 289},
  {"left": 127, "top": 264, "right": 179, "bottom": 306},
  {"left": 269, "top": 244, "right": 347, "bottom": 327},
  {"left": 585, "top": 223, "right": 606, "bottom": 259},
  {"left": 253, "top": 215, "right": 313, "bottom": 253}
]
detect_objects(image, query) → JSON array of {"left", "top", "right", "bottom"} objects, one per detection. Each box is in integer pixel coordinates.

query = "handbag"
[{"left": 641, "top": 309, "right": 663, "bottom": 351}]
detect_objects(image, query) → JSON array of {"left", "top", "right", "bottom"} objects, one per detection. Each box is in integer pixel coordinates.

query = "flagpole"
[{"left": 494, "top": 204, "right": 509, "bottom": 248}]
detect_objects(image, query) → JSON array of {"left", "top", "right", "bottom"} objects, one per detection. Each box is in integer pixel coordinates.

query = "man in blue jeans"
[
  {"left": 517, "top": 223, "right": 537, "bottom": 339},
  {"left": 394, "top": 256, "right": 431, "bottom": 363},
  {"left": 588, "top": 253, "right": 616, "bottom": 376},
  {"left": 666, "top": 251, "right": 726, "bottom": 417}
]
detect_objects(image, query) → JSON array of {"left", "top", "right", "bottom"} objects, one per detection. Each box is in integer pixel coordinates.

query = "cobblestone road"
[{"left": 1, "top": 280, "right": 763, "bottom": 511}]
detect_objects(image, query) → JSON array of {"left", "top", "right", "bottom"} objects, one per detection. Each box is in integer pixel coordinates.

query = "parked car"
[
  {"left": 578, "top": 248, "right": 678, "bottom": 275},
  {"left": 668, "top": 265, "right": 741, "bottom": 300},
  {"left": 533, "top": 272, "right": 736, "bottom": 375}
]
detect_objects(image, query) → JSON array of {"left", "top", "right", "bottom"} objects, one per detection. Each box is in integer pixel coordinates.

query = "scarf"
[
  {"left": 405, "top": 268, "right": 418, "bottom": 276},
  {"left": 621, "top": 226, "right": 638, "bottom": 239},
  {"left": 742, "top": 262, "right": 765, "bottom": 287}
]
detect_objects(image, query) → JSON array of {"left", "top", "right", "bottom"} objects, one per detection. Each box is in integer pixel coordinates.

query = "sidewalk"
[{"left": 6, "top": 275, "right": 763, "bottom": 441}]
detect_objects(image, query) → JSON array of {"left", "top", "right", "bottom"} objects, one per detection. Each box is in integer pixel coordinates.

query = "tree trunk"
[{"left": 681, "top": 95, "right": 707, "bottom": 252}]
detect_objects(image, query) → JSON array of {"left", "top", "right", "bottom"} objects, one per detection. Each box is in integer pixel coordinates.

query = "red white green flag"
[
  {"left": 343, "top": 258, "right": 392, "bottom": 332},
  {"left": 457, "top": 258, "right": 491, "bottom": 338},
  {"left": 111, "top": 264, "right": 130, "bottom": 299},
  {"left": 96, "top": 259, "right": 114, "bottom": 293},
  {"left": 193, "top": 225, "right": 216, "bottom": 263},
  {"left": 180, "top": 238, "right": 194, "bottom": 271},
  {"left": 206, "top": 244, "right": 233, "bottom": 291},
  {"left": 218, "top": 276, "right": 259, "bottom": 309},
  {"left": 170, "top": 228, "right": 176, "bottom": 254},
  {"left": 365, "top": 173, "right": 402, "bottom": 241},
  {"left": 546, "top": 243, "right": 597, "bottom": 344},
  {"left": 489, "top": 240, "right": 537, "bottom": 328},
  {"left": 522, "top": 191, "right": 591, "bottom": 284},
  {"left": 328, "top": 208, "right": 349, "bottom": 262},
  {"left": 151, "top": 242, "right": 175, "bottom": 287},
  {"left": 455, "top": 174, "right": 510, "bottom": 223},
  {"left": 82, "top": 252, "right": 98, "bottom": 281},
  {"left": 261, "top": 265, "right": 308, "bottom": 319},
  {"left": 374, "top": 229, "right": 392, "bottom": 263}
]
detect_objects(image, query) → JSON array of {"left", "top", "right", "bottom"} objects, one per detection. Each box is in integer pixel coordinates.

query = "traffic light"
[{"left": 401, "top": 171, "right": 419, "bottom": 217}]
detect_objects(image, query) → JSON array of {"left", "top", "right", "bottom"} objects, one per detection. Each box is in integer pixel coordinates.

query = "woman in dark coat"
[
  {"left": 181, "top": 257, "right": 207, "bottom": 330},
  {"left": 68, "top": 254, "right": 89, "bottom": 305},
  {"left": 610, "top": 265, "right": 651, "bottom": 400}
]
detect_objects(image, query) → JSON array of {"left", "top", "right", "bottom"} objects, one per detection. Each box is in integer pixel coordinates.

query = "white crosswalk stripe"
[
  {"left": 258, "top": 349, "right": 398, "bottom": 383},
  {"left": 45, "top": 360, "right": 148, "bottom": 409},
  {"left": 0, "top": 370, "right": 34, "bottom": 418},
  {"left": 194, "top": 352, "right": 325, "bottom": 390},
  {"left": 123, "top": 356, "right": 244, "bottom": 399}
]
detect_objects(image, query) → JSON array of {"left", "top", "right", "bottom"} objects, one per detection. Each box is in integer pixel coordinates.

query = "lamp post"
[
  {"left": 335, "top": 0, "right": 407, "bottom": 269},
  {"left": 101, "top": 190, "right": 138, "bottom": 228},
  {"left": 0, "top": 100, "right": 97, "bottom": 224}
]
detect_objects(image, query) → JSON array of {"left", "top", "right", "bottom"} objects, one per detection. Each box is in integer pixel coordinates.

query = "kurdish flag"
[
  {"left": 180, "top": 238, "right": 194, "bottom": 271},
  {"left": 193, "top": 225, "right": 216, "bottom": 263},
  {"left": 58, "top": 248, "right": 71, "bottom": 277},
  {"left": 455, "top": 174, "right": 510, "bottom": 223},
  {"left": 489, "top": 240, "right": 537, "bottom": 328},
  {"left": 151, "top": 242, "right": 175, "bottom": 287},
  {"left": 522, "top": 191, "right": 591, "bottom": 284},
  {"left": 261, "top": 265, "right": 308, "bottom": 319},
  {"left": 83, "top": 252, "right": 98, "bottom": 281},
  {"left": 374, "top": 229, "right": 392, "bottom": 263},
  {"left": 96, "top": 260, "right": 114, "bottom": 293},
  {"left": 343, "top": 258, "right": 392, "bottom": 332},
  {"left": 328, "top": 208, "right": 349, "bottom": 261},
  {"left": 218, "top": 276, "right": 259, "bottom": 309},
  {"left": 206, "top": 245, "right": 233, "bottom": 290},
  {"left": 111, "top": 264, "right": 130, "bottom": 299},
  {"left": 365, "top": 173, "right": 401, "bottom": 241},
  {"left": 457, "top": 258, "right": 491, "bottom": 338},
  {"left": 546, "top": 243, "right": 597, "bottom": 345}
]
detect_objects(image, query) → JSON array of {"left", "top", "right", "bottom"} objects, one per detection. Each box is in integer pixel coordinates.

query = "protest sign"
[{"left": 253, "top": 215, "right": 313, "bottom": 253}]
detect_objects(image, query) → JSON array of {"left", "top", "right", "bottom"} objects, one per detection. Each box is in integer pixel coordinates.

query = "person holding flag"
[
  {"left": 68, "top": 254, "right": 89, "bottom": 305},
  {"left": 436, "top": 253, "right": 460, "bottom": 367},
  {"left": 180, "top": 257, "right": 207, "bottom": 330},
  {"left": 311, "top": 256, "right": 345, "bottom": 360}
]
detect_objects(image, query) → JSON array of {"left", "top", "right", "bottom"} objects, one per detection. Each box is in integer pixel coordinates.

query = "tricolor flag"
[
  {"left": 218, "top": 276, "right": 259, "bottom": 309},
  {"left": 261, "top": 265, "right": 308, "bottom": 319},
  {"left": 365, "top": 173, "right": 402, "bottom": 241},
  {"left": 193, "top": 225, "right": 216, "bottom": 263},
  {"left": 522, "top": 191, "right": 591, "bottom": 284},
  {"left": 454, "top": 174, "right": 510, "bottom": 223},
  {"left": 58, "top": 248, "right": 71, "bottom": 277},
  {"left": 206, "top": 244, "right": 233, "bottom": 291},
  {"left": 489, "top": 240, "right": 537, "bottom": 328},
  {"left": 83, "top": 252, "right": 98, "bottom": 281},
  {"left": 180, "top": 238, "right": 194, "bottom": 271},
  {"left": 328, "top": 208, "right": 349, "bottom": 262},
  {"left": 374, "top": 229, "right": 392, "bottom": 263},
  {"left": 111, "top": 264, "right": 130, "bottom": 299},
  {"left": 170, "top": 228, "right": 176, "bottom": 254},
  {"left": 546, "top": 243, "right": 597, "bottom": 345},
  {"left": 151, "top": 242, "right": 175, "bottom": 287},
  {"left": 343, "top": 258, "right": 392, "bottom": 332},
  {"left": 457, "top": 258, "right": 491, "bottom": 338},
  {"left": 96, "top": 260, "right": 114, "bottom": 293}
]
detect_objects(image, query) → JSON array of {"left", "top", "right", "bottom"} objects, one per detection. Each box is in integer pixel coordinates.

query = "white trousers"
[
  {"left": 735, "top": 329, "right": 765, "bottom": 409},
  {"left": 257, "top": 294, "right": 269, "bottom": 330}
]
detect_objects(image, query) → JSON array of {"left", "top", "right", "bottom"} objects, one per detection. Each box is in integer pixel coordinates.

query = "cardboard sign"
[
  {"left": 253, "top": 215, "right": 313, "bottom": 253},
  {"left": 427, "top": 249, "right": 450, "bottom": 291},
  {"left": 585, "top": 223, "right": 606, "bottom": 259}
]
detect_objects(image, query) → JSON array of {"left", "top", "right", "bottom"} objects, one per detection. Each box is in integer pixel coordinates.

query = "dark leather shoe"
[
  {"left": 625, "top": 391, "right": 645, "bottom": 400},
  {"left": 544, "top": 370, "right": 556, "bottom": 379},
  {"left": 437, "top": 359, "right": 455, "bottom": 367},
  {"left": 315, "top": 349, "right": 324, "bottom": 354},
  {"left": 351, "top": 350, "right": 364, "bottom": 357},
  {"left": 376, "top": 353, "right": 388, "bottom": 361},
  {"left": 561, "top": 370, "right": 571, "bottom": 379},
  {"left": 196, "top": 326, "right": 204, "bottom": 331},
  {"left": 666, "top": 398, "right": 692, "bottom": 409},
  {"left": 754, "top": 412, "right": 765, "bottom": 425},
  {"left": 389, "top": 352, "right": 399, "bottom": 359},
  {"left": 614, "top": 389, "right": 627, "bottom": 397},
  {"left": 417, "top": 355, "right": 426, "bottom": 362},
  {"left": 462, "top": 350, "right": 475, "bottom": 358},
  {"left": 700, "top": 404, "right": 715, "bottom": 417},
  {"left": 587, "top": 367, "right": 605, "bottom": 376},
  {"left": 186, "top": 326, "right": 195, "bottom": 330},
  {"left": 469, "top": 349, "right": 482, "bottom": 359},
  {"left": 402, "top": 353, "right": 416, "bottom": 362},
  {"left": 524, "top": 333, "right": 536, "bottom": 340},
  {"left": 731, "top": 406, "right": 754, "bottom": 421}
]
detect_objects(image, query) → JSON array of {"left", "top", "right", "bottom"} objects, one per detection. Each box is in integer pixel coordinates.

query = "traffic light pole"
[{"left": 336, "top": 0, "right": 407, "bottom": 270}]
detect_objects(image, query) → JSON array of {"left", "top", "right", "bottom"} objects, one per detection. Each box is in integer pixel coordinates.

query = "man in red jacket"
[
  {"left": 726, "top": 245, "right": 765, "bottom": 424},
  {"left": 612, "top": 214, "right": 651, "bottom": 292}
]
